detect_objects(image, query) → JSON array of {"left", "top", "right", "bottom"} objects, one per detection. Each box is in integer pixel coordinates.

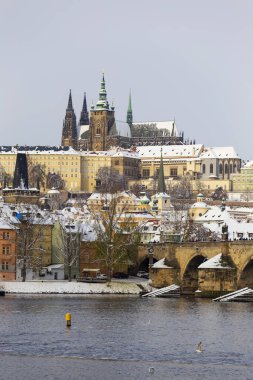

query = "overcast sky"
[{"left": 0, "top": 0, "right": 253, "bottom": 159}]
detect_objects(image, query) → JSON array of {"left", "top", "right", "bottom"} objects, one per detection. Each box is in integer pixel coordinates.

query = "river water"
[{"left": 0, "top": 295, "right": 253, "bottom": 380}]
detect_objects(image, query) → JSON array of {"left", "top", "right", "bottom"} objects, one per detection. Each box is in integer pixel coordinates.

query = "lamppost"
[
  {"left": 107, "top": 242, "right": 113, "bottom": 280},
  {"left": 147, "top": 242, "right": 154, "bottom": 269}
]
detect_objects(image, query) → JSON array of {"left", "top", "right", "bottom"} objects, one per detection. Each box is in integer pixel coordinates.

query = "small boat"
[{"left": 0, "top": 288, "right": 5, "bottom": 296}]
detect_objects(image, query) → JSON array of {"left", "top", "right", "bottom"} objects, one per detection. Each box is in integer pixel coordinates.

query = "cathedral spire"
[
  {"left": 126, "top": 91, "right": 133, "bottom": 126},
  {"left": 67, "top": 89, "right": 73, "bottom": 110},
  {"left": 79, "top": 92, "right": 89, "bottom": 126},
  {"left": 158, "top": 147, "right": 166, "bottom": 193},
  {"left": 95, "top": 72, "right": 110, "bottom": 110},
  {"left": 61, "top": 90, "right": 77, "bottom": 148}
]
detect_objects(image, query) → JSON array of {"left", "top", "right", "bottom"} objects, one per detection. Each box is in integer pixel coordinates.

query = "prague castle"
[
  {"left": 0, "top": 74, "right": 241, "bottom": 194},
  {"left": 61, "top": 74, "right": 184, "bottom": 151}
]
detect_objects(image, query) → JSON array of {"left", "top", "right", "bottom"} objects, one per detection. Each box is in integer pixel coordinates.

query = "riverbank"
[{"left": 0, "top": 280, "right": 149, "bottom": 294}]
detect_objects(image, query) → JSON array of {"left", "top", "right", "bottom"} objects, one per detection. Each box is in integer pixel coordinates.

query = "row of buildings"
[
  {"left": 0, "top": 73, "right": 246, "bottom": 196},
  {"left": 0, "top": 144, "right": 242, "bottom": 194}
]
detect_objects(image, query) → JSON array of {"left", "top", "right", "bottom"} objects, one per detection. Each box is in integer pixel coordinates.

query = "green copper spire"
[
  {"left": 126, "top": 91, "right": 133, "bottom": 126},
  {"left": 95, "top": 72, "right": 110, "bottom": 110},
  {"left": 158, "top": 147, "right": 166, "bottom": 193}
]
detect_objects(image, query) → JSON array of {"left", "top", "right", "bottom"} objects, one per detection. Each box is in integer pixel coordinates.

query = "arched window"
[
  {"left": 225, "top": 164, "right": 228, "bottom": 174},
  {"left": 96, "top": 128, "right": 101, "bottom": 135},
  {"left": 202, "top": 164, "right": 206, "bottom": 174},
  {"left": 230, "top": 163, "right": 233, "bottom": 173},
  {"left": 210, "top": 164, "right": 213, "bottom": 174},
  {"left": 219, "top": 164, "right": 223, "bottom": 174},
  {"left": 234, "top": 163, "right": 237, "bottom": 172}
]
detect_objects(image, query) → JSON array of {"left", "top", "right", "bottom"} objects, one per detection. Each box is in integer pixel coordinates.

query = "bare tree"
[
  {"left": 28, "top": 162, "right": 46, "bottom": 189},
  {"left": 96, "top": 167, "right": 127, "bottom": 193},
  {"left": 88, "top": 193, "right": 140, "bottom": 281},
  {"left": 0, "top": 165, "right": 13, "bottom": 188},
  {"left": 3, "top": 207, "right": 53, "bottom": 281},
  {"left": 47, "top": 172, "right": 65, "bottom": 190},
  {"left": 168, "top": 176, "right": 193, "bottom": 210},
  {"left": 54, "top": 220, "right": 81, "bottom": 281},
  {"left": 163, "top": 211, "right": 220, "bottom": 242},
  {"left": 211, "top": 187, "right": 227, "bottom": 201}
]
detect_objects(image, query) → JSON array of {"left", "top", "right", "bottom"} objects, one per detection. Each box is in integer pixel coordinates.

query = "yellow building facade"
[
  {"left": 0, "top": 144, "right": 240, "bottom": 195},
  {"left": 0, "top": 149, "right": 81, "bottom": 192},
  {"left": 0, "top": 148, "right": 140, "bottom": 194},
  {"left": 231, "top": 162, "right": 253, "bottom": 192}
]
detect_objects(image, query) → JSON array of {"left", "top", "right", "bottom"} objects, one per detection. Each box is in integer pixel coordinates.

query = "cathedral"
[{"left": 61, "top": 74, "right": 185, "bottom": 151}]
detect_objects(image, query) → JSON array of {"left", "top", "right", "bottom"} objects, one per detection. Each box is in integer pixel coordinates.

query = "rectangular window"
[
  {"left": 2, "top": 246, "right": 10, "bottom": 255},
  {"left": 115, "top": 160, "right": 119, "bottom": 166},
  {"left": 2, "top": 262, "right": 8, "bottom": 270},
  {"left": 3, "top": 232, "right": 9, "bottom": 240},
  {"left": 143, "top": 169, "right": 150, "bottom": 177},
  {"left": 170, "top": 168, "right": 178, "bottom": 177}
]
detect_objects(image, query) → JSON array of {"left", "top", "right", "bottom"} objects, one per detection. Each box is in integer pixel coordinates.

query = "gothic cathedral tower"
[
  {"left": 89, "top": 74, "right": 115, "bottom": 151},
  {"left": 61, "top": 90, "right": 78, "bottom": 149}
]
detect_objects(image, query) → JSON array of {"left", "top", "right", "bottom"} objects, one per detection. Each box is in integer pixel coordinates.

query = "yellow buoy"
[{"left": 65, "top": 313, "right": 71, "bottom": 327}]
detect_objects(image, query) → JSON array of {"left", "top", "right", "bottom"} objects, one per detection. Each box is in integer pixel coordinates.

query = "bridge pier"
[{"left": 138, "top": 241, "right": 253, "bottom": 298}]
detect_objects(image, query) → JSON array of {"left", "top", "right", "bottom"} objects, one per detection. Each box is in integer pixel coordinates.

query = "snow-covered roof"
[
  {"left": 242, "top": 160, "right": 253, "bottom": 168},
  {"left": 46, "top": 264, "right": 64, "bottom": 270},
  {"left": 0, "top": 218, "right": 16, "bottom": 230},
  {"left": 200, "top": 146, "right": 239, "bottom": 159},
  {"left": 198, "top": 206, "right": 229, "bottom": 222},
  {"left": 190, "top": 202, "right": 209, "bottom": 209},
  {"left": 132, "top": 121, "right": 178, "bottom": 136},
  {"left": 87, "top": 193, "right": 113, "bottom": 202},
  {"left": 152, "top": 258, "right": 172, "bottom": 269},
  {"left": 137, "top": 144, "right": 203, "bottom": 158},
  {"left": 115, "top": 120, "right": 132, "bottom": 137},
  {"left": 153, "top": 192, "right": 171, "bottom": 199},
  {"left": 47, "top": 188, "right": 60, "bottom": 194},
  {"left": 78, "top": 124, "right": 89, "bottom": 139},
  {"left": 198, "top": 253, "right": 232, "bottom": 269}
]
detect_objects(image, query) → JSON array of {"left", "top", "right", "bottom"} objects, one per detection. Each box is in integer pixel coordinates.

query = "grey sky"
[{"left": 0, "top": 0, "right": 253, "bottom": 159}]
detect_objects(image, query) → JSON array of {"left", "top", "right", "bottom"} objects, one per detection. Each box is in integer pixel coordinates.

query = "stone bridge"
[{"left": 138, "top": 241, "right": 253, "bottom": 297}]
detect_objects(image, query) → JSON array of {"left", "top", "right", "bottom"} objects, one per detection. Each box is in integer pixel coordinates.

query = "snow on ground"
[{"left": 0, "top": 280, "right": 148, "bottom": 295}]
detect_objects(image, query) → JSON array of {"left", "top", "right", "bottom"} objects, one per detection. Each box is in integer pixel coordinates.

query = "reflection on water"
[{"left": 1, "top": 295, "right": 253, "bottom": 379}]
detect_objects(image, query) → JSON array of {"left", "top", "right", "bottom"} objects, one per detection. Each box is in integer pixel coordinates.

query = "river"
[{"left": 0, "top": 295, "right": 253, "bottom": 380}]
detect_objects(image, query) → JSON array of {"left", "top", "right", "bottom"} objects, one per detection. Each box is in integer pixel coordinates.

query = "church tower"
[
  {"left": 79, "top": 92, "right": 89, "bottom": 126},
  {"left": 126, "top": 91, "right": 133, "bottom": 128},
  {"left": 61, "top": 90, "right": 78, "bottom": 149},
  {"left": 89, "top": 74, "right": 115, "bottom": 151},
  {"left": 157, "top": 147, "right": 166, "bottom": 193}
]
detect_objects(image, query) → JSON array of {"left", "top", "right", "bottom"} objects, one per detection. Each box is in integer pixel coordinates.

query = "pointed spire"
[
  {"left": 126, "top": 91, "right": 133, "bottom": 126},
  {"left": 61, "top": 90, "right": 77, "bottom": 148},
  {"left": 67, "top": 89, "right": 73, "bottom": 110},
  {"left": 95, "top": 72, "right": 110, "bottom": 110},
  {"left": 79, "top": 92, "right": 89, "bottom": 126},
  {"left": 158, "top": 147, "right": 166, "bottom": 193}
]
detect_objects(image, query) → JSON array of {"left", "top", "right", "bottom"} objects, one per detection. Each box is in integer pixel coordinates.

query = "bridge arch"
[
  {"left": 138, "top": 256, "right": 158, "bottom": 272},
  {"left": 181, "top": 254, "right": 207, "bottom": 294},
  {"left": 238, "top": 258, "right": 253, "bottom": 288}
]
